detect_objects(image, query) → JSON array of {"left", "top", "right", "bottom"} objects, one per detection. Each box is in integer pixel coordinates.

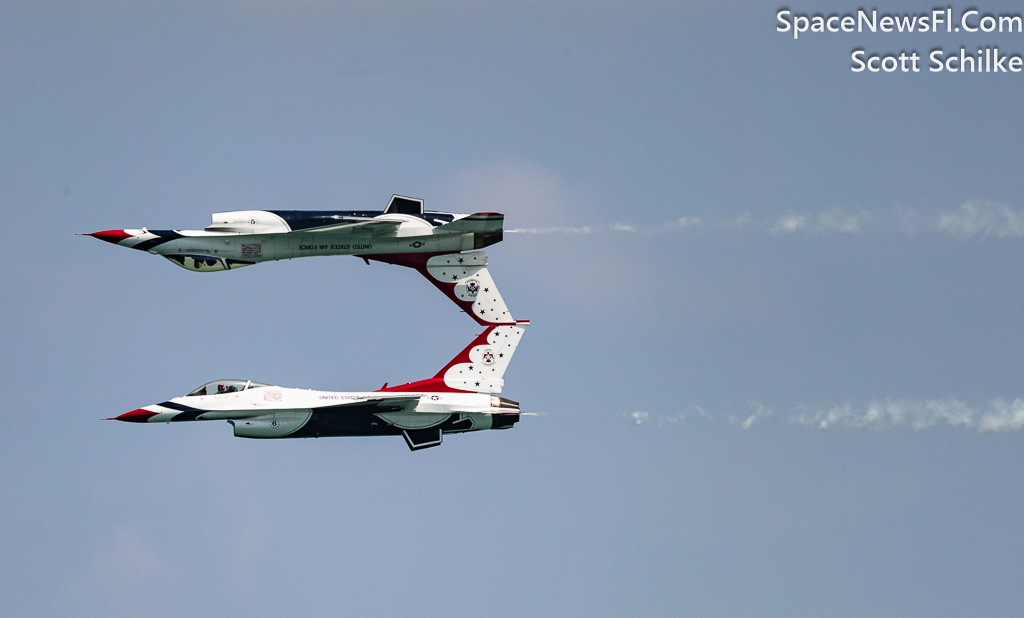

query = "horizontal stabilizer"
[{"left": 433, "top": 213, "right": 504, "bottom": 234}]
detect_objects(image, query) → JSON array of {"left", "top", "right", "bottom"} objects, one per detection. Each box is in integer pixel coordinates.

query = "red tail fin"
[
  {"left": 378, "top": 321, "right": 529, "bottom": 394},
  {"left": 366, "top": 251, "right": 515, "bottom": 326}
]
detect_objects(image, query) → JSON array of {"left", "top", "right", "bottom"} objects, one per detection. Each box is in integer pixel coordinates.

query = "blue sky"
[{"left": 3, "top": 1, "right": 1024, "bottom": 616}]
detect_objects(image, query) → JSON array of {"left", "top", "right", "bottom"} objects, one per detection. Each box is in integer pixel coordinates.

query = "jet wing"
[
  {"left": 303, "top": 220, "right": 402, "bottom": 235},
  {"left": 315, "top": 396, "right": 421, "bottom": 411},
  {"left": 315, "top": 394, "right": 419, "bottom": 411},
  {"left": 367, "top": 396, "right": 420, "bottom": 412}
]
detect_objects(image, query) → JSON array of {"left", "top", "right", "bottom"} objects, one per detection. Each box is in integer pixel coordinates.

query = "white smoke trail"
[
  {"left": 792, "top": 398, "right": 1024, "bottom": 432},
  {"left": 513, "top": 202, "right": 1024, "bottom": 239},
  {"left": 630, "top": 398, "right": 1024, "bottom": 433},
  {"left": 931, "top": 202, "right": 1024, "bottom": 239},
  {"left": 506, "top": 226, "right": 593, "bottom": 234},
  {"left": 768, "top": 208, "right": 872, "bottom": 235}
]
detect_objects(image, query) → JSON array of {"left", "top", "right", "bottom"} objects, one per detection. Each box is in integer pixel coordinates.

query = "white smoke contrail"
[
  {"left": 506, "top": 226, "right": 593, "bottom": 234},
  {"left": 790, "top": 398, "right": 1006, "bottom": 431},
  {"left": 931, "top": 202, "right": 1024, "bottom": 239},
  {"left": 630, "top": 398, "right": 1024, "bottom": 433},
  {"left": 768, "top": 208, "right": 871, "bottom": 235},
  {"left": 513, "top": 202, "right": 1024, "bottom": 239}
]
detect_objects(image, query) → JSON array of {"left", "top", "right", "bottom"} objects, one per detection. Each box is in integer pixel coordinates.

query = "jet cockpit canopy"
[{"left": 186, "top": 379, "right": 272, "bottom": 397}]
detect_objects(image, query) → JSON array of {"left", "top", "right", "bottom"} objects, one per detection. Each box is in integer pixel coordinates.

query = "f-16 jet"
[
  {"left": 109, "top": 322, "right": 528, "bottom": 451},
  {"left": 85, "top": 195, "right": 515, "bottom": 326},
  {"left": 86, "top": 195, "right": 502, "bottom": 273}
]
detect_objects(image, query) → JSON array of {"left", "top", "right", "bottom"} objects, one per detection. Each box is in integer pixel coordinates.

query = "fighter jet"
[
  {"left": 109, "top": 322, "right": 529, "bottom": 451},
  {"left": 85, "top": 195, "right": 503, "bottom": 274},
  {"left": 86, "top": 195, "right": 517, "bottom": 326}
]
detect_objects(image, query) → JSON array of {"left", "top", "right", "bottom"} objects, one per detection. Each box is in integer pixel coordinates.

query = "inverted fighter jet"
[
  {"left": 86, "top": 195, "right": 502, "bottom": 273},
  {"left": 86, "top": 195, "right": 515, "bottom": 326},
  {"left": 109, "top": 321, "right": 529, "bottom": 451}
]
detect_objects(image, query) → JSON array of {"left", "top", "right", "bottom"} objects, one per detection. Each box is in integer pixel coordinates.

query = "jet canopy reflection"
[{"left": 186, "top": 380, "right": 272, "bottom": 397}]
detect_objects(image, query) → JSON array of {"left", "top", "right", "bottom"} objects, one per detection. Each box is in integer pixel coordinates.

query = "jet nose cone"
[
  {"left": 87, "top": 229, "right": 132, "bottom": 244},
  {"left": 109, "top": 408, "right": 157, "bottom": 423}
]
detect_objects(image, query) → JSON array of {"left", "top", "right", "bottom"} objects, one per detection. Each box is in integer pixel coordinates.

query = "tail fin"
[
  {"left": 379, "top": 321, "right": 529, "bottom": 394},
  {"left": 367, "top": 251, "right": 515, "bottom": 326}
]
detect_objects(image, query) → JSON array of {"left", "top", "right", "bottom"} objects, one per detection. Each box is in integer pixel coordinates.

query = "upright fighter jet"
[
  {"left": 85, "top": 195, "right": 502, "bottom": 273},
  {"left": 110, "top": 321, "right": 530, "bottom": 451}
]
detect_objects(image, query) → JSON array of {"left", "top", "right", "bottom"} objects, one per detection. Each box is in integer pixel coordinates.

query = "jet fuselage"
[
  {"left": 116, "top": 380, "right": 520, "bottom": 450},
  {"left": 112, "top": 320, "right": 529, "bottom": 451},
  {"left": 89, "top": 204, "right": 503, "bottom": 273}
]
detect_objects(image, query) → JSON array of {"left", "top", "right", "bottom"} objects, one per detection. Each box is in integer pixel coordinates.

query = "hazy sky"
[{"left": 3, "top": 1, "right": 1024, "bottom": 616}]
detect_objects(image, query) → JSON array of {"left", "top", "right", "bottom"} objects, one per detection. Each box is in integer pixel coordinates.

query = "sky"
[{"left": 2, "top": 1, "right": 1024, "bottom": 616}]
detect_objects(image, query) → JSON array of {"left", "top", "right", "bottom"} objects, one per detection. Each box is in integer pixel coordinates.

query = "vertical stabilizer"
[
  {"left": 379, "top": 321, "right": 529, "bottom": 394},
  {"left": 424, "top": 252, "right": 513, "bottom": 324},
  {"left": 367, "top": 251, "right": 516, "bottom": 326}
]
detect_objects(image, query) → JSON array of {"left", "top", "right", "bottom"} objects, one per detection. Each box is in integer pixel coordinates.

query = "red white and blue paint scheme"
[
  {"left": 95, "top": 193, "right": 530, "bottom": 449},
  {"left": 86, "top": 194, "right": 517, "bottom": 327},
  {"left": 86, "top": 194, "right": 503, "bottom": 274},
  {"left": 110, "top": 321, "right": 529, "bottom": 451}
]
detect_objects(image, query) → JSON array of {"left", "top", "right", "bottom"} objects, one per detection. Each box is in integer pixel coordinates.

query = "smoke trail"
[
  {"left": 792, "top": 398, "right": 1024, "bottom": 432},
  {"left": 514, "top": 202, "right": 1024, "bottom": 239},
  {"left": 629, "top": 398, "right": 1024, "bottom": 433},
  {"left": 506, "top": 226, "right": 594, "bottom": 234}
]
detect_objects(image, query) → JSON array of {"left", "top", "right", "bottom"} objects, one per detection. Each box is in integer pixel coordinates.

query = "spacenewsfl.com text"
[{"left": 777, "top": 8, "right": 1024, "bottom": 73}]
